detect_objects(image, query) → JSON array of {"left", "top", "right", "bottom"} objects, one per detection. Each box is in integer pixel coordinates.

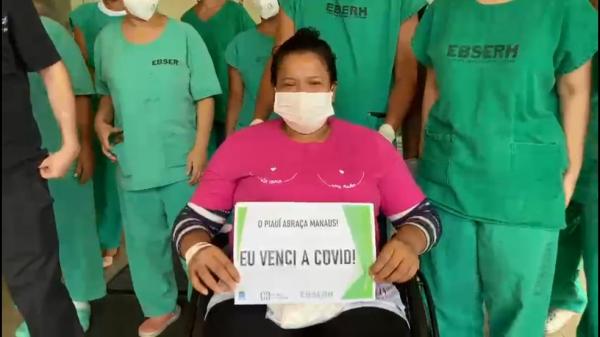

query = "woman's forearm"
[
  {"left": 254, "top": 58, "right": 275, "bottom": 121},
  {"left": 559, "top": 61, "right": 593, "bottom": 178},
  {"left": 390, "top": 199, "right": 441, "bottom": 254},
  {"left": 225, "top": 96, "right": 243, "bottom": 136},
  {"left": 95, "top": 96, "right": 115, "bottom": 126},
  {"left": 226, "top": 67, "right": 244, "bottom": 136},
  {"left": 180, "top": 230, "right": 212, "bottom": 257},
  {"left": 254, "top": 10, "right": 295, "bottom": 122},
  {"left": 194, "top": 98, "right": 215, "bottom": 151},
  {"left": 75, "top": 96, "right": 93, "bottom": 145},
  {"left": 394, "top": 225, "right": 427, "bottom": 256},
  {"left": 40, "top": 61, "right": 80, "bottom": 151},
  {"left": 384, "top": 16, "right": 419, "bottom": 130}
]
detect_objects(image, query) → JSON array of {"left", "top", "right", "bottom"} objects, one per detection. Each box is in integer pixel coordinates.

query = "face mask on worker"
[
  {"left": 251, "top": 0, "right": 279, "bottom": 19},
  {"left": 274, "top": 91, "right": 334, "bottom": 135},
  {"left": 124, "top": 0, "right": 158, "bottom": 21}
]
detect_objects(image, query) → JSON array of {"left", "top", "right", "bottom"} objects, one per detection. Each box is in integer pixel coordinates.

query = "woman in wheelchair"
[{"left": 172, "top": 28, "right": 441, "bottom": 337}]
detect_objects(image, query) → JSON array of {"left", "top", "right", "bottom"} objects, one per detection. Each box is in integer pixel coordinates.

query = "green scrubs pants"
[
  {"left": 421, "top": 207, "right": 559, "bottom": 337},
  {"left": 117, "top": 179, "right": 194, "bottom": 317},
  {"left": 50, "top": 167, "right": 106, "bottom": 302},
  {"left": 93, "top": 126, "right": 123, "bottom": 251},
  {"left": 549, "top": 202, "right": 588, "bottom": 313},
  {"left": 579, "top": 193, "right": 598, "bottom": 337}
]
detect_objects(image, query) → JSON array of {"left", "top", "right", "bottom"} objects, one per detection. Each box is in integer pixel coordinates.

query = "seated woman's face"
[{"left": 275, "top": 52, "right": 333, "bottom": 93}]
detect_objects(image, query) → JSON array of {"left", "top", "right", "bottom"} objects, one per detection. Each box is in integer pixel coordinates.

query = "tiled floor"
[
  {"left": 2, "top": 251, "right": 128, "bottom": 337},
  {"left": 1, "top": 260, "right": 585, "bottom": 337}
]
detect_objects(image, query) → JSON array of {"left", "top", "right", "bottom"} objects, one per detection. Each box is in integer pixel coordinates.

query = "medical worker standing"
[
  {"left": 94, "top": 0, "right": 221, "bottom": 335},
  {"left": 412, "top": 0, "right": 598, "bottom": 336},
  {"left": 69, "top": 0, "right": 126, "bottom": 267},
  {"left": 547, "top": 53, "right": 599, "bottom": 337},
  {"left": 546, "top": 1, "right": 598, "bottom": 334},
  {"left": 15, "top": 14, "right": 106, "bottom": 337},
  {"left": 578, "top": 52, "right": 598, "bottom": 337},
  {"left": 182, "top": 0, "right": 255, "bottom": 150},
  {"left": 252, "top": 0, "right": 426, "bottom": 143},
  {"left": 224, "top": 0, "right": 277, "bottom": 134}
]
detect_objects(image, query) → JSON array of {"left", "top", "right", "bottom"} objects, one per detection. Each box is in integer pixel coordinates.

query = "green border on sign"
[
  {"left": 342, "top": 204, "right": 376, "bottom": 300},
  {"left": 235, "top": 206, "right": 248, "bottom": 253}
]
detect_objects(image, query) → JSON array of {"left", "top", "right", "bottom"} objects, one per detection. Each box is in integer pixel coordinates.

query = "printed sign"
[{"left": 234, "top": 202, "right": 376, "bottom": 304}]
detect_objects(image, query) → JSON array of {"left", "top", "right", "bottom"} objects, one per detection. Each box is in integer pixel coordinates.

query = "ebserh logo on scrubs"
[
  {"left": 325, "top": 3, "right": 368, "bottom": 19},
  {"left": 446, "top": 44, "right": 520, "bottom": 63},
  {"left": 151, "top": 58, "right": 181, "bottom": 66}
]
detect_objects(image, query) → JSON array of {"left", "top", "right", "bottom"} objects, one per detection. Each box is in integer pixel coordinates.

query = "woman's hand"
[
  {"left": 188, "top": 245, "right": 240, "bottom": 295},
  {"left": 187, "top": 146, "right": 207, "bottom": 185},
  {"left": 95, "top": 121, "right": 120, "bottom": 162},
  {"left": 563, "top": 170, "right": 579, "bottom": 206},
  {"left": 75, "top": 141, "right": 95, "bottom": 184},
  {"left": 370, "top": 237, "right": 420, "bottom": 284}
]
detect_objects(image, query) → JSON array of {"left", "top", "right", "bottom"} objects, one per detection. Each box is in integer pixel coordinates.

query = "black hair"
[{"left": 270, "top": 27, "right": 337, "bottom": 86}]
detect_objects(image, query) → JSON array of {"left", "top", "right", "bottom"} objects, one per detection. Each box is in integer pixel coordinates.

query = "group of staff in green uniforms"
[{"left": 20, "top": 0, "right": 597, "bottom": 337}]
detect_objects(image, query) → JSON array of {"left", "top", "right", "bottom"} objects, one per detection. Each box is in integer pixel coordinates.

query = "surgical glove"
[
  {"left": 250, "top": 119, "right": 264, "bottom": 126},
  {"left": 378, "top": 123, "right": 396, "bottom": 143}
]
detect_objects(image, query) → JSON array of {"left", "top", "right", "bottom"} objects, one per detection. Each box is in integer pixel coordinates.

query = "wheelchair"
[{"left": 181, "top": 216, "right": 440, "bottom": 337}]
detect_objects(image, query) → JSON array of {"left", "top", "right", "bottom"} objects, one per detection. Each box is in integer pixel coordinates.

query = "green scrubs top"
[
  {"left": 181, "top": 2, "right": 255, "bottom": 123},
  {"left": 281, "top": 0, "right": 427, "bottom": 129},
  {"left": 224, "top": 28, "right": 274, "bottom": 129},
  {"left": 94, "top": 19, "right": 222, "bottom": 191},
  {"left": 69, "top": 2, "right": 125, "bottom": 68},
  {"left": 412, "top": 0, "right": 598, "bottom": 228}
]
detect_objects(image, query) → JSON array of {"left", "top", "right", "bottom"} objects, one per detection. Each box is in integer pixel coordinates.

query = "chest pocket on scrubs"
[
  {"left": 510, "top": 142, "right": 567, "bottom": 221},
  {"left": 419, "top": 130, "right": 454, "bottom": 186}
]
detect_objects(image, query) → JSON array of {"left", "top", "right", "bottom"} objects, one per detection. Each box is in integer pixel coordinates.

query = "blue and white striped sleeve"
[
  {"left": 172, "top": 203, "right": 232, "bottom": 256},
  {"left": 388, "top": 199, "right": 441, "bottom": 253}
]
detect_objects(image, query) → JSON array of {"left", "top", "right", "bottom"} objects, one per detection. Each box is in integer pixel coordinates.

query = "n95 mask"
[
  {"left": 124, "top": 0, "right": 159, "bottom": 21},
  {"left": 274, "top": 92, "right": 334, "bottom": 135},
  {"left": 251, "top": 0, "right": 279, "bottom": 19}
]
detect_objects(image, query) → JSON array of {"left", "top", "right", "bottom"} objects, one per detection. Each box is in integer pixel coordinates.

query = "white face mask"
[
  {"left": 124, "top": 0, "right": 158, "bottom": 21},
  {"left": 251, "top": 0, "right": 279, "bottom": 19},
  {"left": 274, "top": 92, "right": 334, "bottom": 135}
]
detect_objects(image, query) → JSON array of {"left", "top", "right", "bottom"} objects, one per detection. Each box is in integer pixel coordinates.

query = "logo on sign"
[{"left": 260, "top": 291, "right": 271, "bottom": 301}]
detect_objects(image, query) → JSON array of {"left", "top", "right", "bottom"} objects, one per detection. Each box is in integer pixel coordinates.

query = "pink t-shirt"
[{"left": 190, "top": 118, "right": 425, "bottom": 238}]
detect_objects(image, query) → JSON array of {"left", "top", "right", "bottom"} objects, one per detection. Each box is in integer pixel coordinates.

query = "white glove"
[
  {"left": 378, "top": 123, "right": 396, "bottom": 143},
  {"left": 250, "top": 119, "right": 264, "bottom": 126}
]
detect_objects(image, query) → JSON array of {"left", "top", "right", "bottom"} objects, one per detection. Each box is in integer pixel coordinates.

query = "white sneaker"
[{"left": 545, "top": 309, "right": 577, "bottom": 335}]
